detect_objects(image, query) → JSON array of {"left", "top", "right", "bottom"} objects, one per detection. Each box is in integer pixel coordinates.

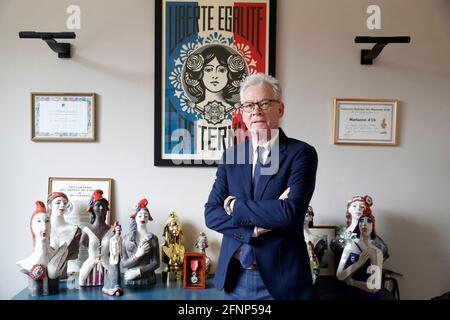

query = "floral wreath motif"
[
  {"left": 170, "top": 35, "right": 253, "bottom": 120},
  {"left": 204, "top": 32, "right": 231, "bottom": 45},
  {"left": 180, "top": 98, "right": 198, "bottom": 115},
  {"left": 233, "top": 43, "right": 252, "bottom": 63},
  {"left": 185, "top": 54, "right": 204, "bottom": 72},
  {"left": 364, "top": 196, "right": 373, "bottom": 207},
  {"left": 180, "top": 42, "right": 199, "bottom": 62},
  {"left": 227, "top": 55, "right": 246, "bottom": 73},
  {"left": 30, "top": 264, "right": 47, "bottom": 281},
  {"left": 204, "top": 101, "right": 226, "bottom": 125},
  {"left": 347, "top": 195, "right": 373, "bottom": 209},
  {"left": 233, "top": 42, "right": 258, "bottom": 70},
  {"left": 169, "top": 67, "right": 183, "bottom": 90}
]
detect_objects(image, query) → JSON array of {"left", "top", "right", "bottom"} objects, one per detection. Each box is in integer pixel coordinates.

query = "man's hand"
[
  {"left": 223, "top": 195, "right": 236, "bottom": 215},
  {"left": 254, "top": 188, "right": 290, "bottom": 236},
  {"left": 279, "top": 187, "right": 290, "bottom": 200},
  {"left": 256, "top": 227, "right": 271, "bottom": 236}
]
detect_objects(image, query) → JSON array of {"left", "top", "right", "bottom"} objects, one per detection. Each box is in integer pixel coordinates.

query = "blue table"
[
  {"left": 12, "top": 276, "right": 394, "bottom": 300},
  {"left": 12, "top": 277, "right": 225, "bottom": 300}
]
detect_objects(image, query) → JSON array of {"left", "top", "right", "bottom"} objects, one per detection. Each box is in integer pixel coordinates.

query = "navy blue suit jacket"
[{"left": 204, "top": 129, "right": 318, "bottom": 300}]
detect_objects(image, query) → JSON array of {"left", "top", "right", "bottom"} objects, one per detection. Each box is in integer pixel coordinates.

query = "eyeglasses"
[{"left": 239, "top": 99, "right": 280, "bottom": 113}]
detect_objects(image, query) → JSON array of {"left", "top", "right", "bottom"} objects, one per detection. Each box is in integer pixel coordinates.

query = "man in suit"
[{"left": 204, "top": 73, "right": 318, "bottom": 300}]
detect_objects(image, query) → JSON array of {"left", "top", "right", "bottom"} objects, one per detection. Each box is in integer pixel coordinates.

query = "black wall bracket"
[
  {"left": 19, "top": 31, "right": 76, "bottom": 58},
  {"left": 355, "top": 36, "right": 411, "bottom": 65}
]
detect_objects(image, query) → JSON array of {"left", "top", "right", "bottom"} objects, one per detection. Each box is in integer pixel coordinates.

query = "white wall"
[{"left": 1, "top": 0, "right": 449, "bottom": 299}]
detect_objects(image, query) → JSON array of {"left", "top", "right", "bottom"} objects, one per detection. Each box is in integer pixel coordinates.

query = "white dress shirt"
[{"left": 250, "top": 129, "right": 279, "bottom": 236}]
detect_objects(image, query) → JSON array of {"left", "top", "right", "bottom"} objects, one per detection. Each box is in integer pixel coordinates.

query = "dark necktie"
[{"left": 239, "top": 146, "right": 265, "bottom": 269}]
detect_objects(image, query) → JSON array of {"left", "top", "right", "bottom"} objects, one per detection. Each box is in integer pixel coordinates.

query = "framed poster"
[
  {"left": 183, "top": 253, "right": 206, "bottom": 289},
  {"left": 31, "top": 93, "right": 96, "bottom": 141},
  {"left": 309, "top": 226, "right": 337, "bottom": 276},
  {"left": 155, "top": 0, "right": 277, "bottom": 166},
  {"left": 333, "top": 98, "right": 398, "bottom": 146}
]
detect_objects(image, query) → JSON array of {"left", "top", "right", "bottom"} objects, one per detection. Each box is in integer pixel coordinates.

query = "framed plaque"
[
  {"left": 333, "top": 98, "right": 398, "bottom": 146},
  {"left": 31, "top": 93, "right": 96, "bottom": 141},
  {"left": 155, "top": 0, "right": 277, "bottom": 166}
]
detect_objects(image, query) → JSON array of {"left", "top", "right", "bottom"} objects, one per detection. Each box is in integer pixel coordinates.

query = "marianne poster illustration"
[{"left": 155, "top": 0, "right": 276, "bottom": 166}]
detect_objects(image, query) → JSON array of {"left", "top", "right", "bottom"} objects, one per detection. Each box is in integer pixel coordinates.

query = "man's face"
[{"left": 241, "top": 83, "right": 284, "bottom": 135}]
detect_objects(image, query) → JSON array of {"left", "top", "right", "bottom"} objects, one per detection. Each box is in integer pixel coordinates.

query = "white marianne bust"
[
  {"left": 48, "top": 192, "right": 79, "bottom": 249},
  {"left": 17, "top": 201, "right": 68, "bottom": 281}
]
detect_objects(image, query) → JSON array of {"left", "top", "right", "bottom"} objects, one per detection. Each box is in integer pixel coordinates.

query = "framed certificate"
[
  {"left": 31, "top": 93, "right": 96, "bottom": 141},
  {"left": 154, "top": 0, "right": 277, "bottom": 166},
  {"left": 48, "top": 177, "right": 113, "bottom": 227},
  {"left": 333, "top": 98, "right": 398, "bottom": 146}
]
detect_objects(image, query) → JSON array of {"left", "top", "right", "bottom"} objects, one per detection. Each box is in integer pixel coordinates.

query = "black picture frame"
[{"left": 154, "top": 0, "right": 277, "bottom": 167}]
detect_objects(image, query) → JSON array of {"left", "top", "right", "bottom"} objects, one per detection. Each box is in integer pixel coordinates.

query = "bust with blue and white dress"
[{"left": 121, "top": 198, "right": 160, "bottom": 286}]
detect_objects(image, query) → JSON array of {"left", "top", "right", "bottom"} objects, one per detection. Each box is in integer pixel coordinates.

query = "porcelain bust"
[
  {"left": 195, "top": 232, "right": 211, "bottom": 276},
  {"left": 336, "top": 212, "right": 383, "bottom": 299},
  {"left": 17, "top": 201, "right": 68, "bottom": 296},
  {"left": 330, "top": 195, "right": 389, "bottom": 262},
  {"left": 78, "top": 190, "right": 113, "bottom": 287},
  {"left": 122, "top": 198, "right": 160, "bottom": 286},
  {"left": 47, "top": 192, "right": 82, "bottom": 282}
]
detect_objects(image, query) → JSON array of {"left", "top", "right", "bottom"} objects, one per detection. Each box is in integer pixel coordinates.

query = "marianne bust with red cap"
[
  {"left": 78, "top": 189, "right": 114, "bottom": 287},
  {"left": 122, "top": 198, "right": 160, "bottom": 286},
  {"left": 16, "top": 201, "right": 68, "bottom": 296}
]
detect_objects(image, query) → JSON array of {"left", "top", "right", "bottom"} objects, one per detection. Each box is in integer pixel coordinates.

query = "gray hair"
[{"left": 239, "top": 73, "right": 282, "bottom": 102}]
